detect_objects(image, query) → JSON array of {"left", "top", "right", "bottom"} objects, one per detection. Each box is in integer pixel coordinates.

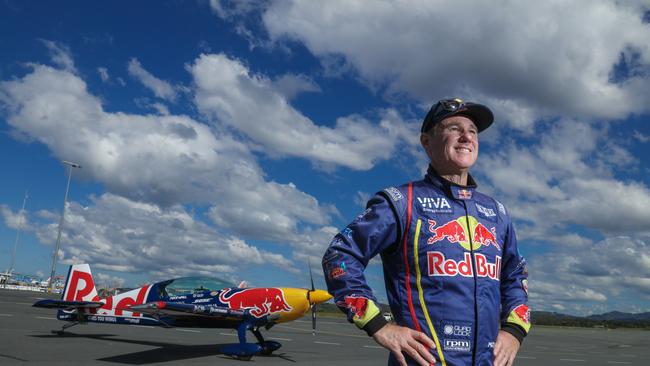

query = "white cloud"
[
  {"left": 528, "top": 236, "right": 649, "bottom": 313},
  {"left": 97, "top": 67, "right": 109, "bottom": 82},
  {"left": 353, "top": 191, "right": 370, "bottom": 209},
  {"left": 634, "top": 130, "right": 650, "bottom": 143},
  {"left": 40, "top": 39, "right": 76, "bottom": 73},
  {"left": 0, "top": 204, "right": 29, "bottom": 230},
  {"left": 190, "top": 53, "right": 418, "bottom": 170},
  {"left": 272, "top": 73, "right": 321, "bottom": 100},
  {"left": 208, "top": 0, "right": 264, "bottom": 20},
  {"left": 0, "top": 62, "right": 336, "bottom": 271},
  {"left": 127, "top": 58, "right": 178, "bottom": 101},
  {"left": 34, "top": 193, "right": 295, "bottom": 280},
  {"left": 477, "top": 119, "right": 650, "bottom": 238},
  {"left": 262, "top": 1, "right": 650, "bottom": 128},
  {"left": 94, "top": 272, "right": 126, "bottom": 288}
]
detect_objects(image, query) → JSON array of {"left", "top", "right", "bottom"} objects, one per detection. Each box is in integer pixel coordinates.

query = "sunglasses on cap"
[{"left": 421, "top": 98, "right": 494, "bottom": 133}]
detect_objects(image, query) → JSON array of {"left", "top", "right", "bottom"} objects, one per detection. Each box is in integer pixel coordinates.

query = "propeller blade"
[
  {"left": 309, "top": 260, "right": 316, "bottom": 335},
  {"left": 309, "top": 260, "right": 315, "bottom": 291},
  {"left": 312, "top": 303, "right": 317, "bottom": 335}
]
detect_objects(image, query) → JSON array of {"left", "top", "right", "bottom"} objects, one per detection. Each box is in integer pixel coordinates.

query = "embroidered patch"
[
  {"left": 476, "top": 203, "right": 496, "bottom": 217},
  {"left": 458, "top": 189, "right": 472, "bottom": 199},
  {"left": 417, "top": 196, "right": 452, "bottom": 213},
  {"left": 341, "top": 227, "right": 353, "bottom": 239},
  {"left": 339, "top": 296, "right": 368, "bottom": 318},
  {"left": 329, "top": 262, "right": 347, "bottom": 279},
  {"left": 441, "top": 320, "right": 473, "bottom": 352},
  {"left": 514, "top": 304, "right": 530, "bottom": 324},
  {"left": 443, "top": 339, "right": 471, "bottom": 352},
  {"left": 353, "top": 208, "right": 372, "bottom": 223},
  {"left": 522, "top": 279, "right": 529, "bottom": 295},
  {"left": 384, "top": 187, "right": 403, "bottom": 201},
  {"left": 496, "top": 200, "right": 506, "bottom": 215}
]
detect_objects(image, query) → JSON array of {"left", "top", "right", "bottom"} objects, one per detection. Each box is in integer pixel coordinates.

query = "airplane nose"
[{"left": 308, "top": 289, "right": 332, "bottom": 304}]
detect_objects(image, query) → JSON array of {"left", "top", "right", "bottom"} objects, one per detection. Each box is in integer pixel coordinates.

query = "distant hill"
[
  {"left": 319, "top": 304, "right": 650, "bottom": 329},
  {"left": 586, "top": 311, "right": 650, "bottom": 322},
  {"left": 532, "top": 311, "right": 650, "bottom": 328}
]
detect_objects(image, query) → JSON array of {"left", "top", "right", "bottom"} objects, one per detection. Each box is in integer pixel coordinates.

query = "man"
[{"left": 322, "top": 98, "right": 530, "bottom": 366}]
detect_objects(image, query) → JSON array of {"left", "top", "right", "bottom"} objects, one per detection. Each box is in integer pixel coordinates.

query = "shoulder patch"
[
  {"left": 496, "top": 200, "right": 507, "bottom": 215},
  {"left": 384, "top": 187, "right": 403, "bottom": 202},
  {"left": 475, "top": 203, "right": 496, "bottom": 217}
]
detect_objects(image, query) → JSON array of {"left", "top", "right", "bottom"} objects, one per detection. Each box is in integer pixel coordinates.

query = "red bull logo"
[
  {"left": 513, "top": 304, "right": 530, "bottom": 324},
  {"left": 341, "top": 296, "right": 368, "bottom": 318},
  {"left": 219, "top": 288, "right": 292, "bottom": 318},
  {"left": 428, "top": 251, "right": 501, "bottom": 281},
  {"left": 428, "top": 219, "right": 466, "bottom": 244},
  {"left": 427, "top": 217, "right": 500, "bottom": 251}
]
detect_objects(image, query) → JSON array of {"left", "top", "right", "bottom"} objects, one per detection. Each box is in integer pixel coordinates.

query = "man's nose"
[{"left": 458, "top": 130, "right": 475, "bottom": 142}]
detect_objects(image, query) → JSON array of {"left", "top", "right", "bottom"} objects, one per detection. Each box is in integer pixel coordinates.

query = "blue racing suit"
[{"left": 322, "top": 166, "right": 530, "bottom": 366}]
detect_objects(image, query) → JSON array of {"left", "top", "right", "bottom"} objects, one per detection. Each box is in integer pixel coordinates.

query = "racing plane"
[{"left": 33, "top": 264, "right": 332, "bottom": 360}]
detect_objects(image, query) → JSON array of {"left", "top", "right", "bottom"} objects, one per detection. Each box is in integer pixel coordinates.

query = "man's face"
[{"left": 420, "top": 115, "right": 479, "bottom": 174}]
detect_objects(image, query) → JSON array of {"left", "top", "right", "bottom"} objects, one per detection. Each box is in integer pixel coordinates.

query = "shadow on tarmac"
[{"left": 31, "top": 333, "right": 297, "bottom": 364}]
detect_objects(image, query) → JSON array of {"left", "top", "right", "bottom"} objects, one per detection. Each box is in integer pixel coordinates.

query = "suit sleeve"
[
  {"left": 322, "top": 193, "right": 401, "bottom": 336},
  {"left": 499, "top": 217, "right": 531, "bottom": 343}
]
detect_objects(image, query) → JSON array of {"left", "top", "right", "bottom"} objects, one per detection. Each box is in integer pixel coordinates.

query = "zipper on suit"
[{"left": 462, "top": 201, "right": 478, "bottom": 366}]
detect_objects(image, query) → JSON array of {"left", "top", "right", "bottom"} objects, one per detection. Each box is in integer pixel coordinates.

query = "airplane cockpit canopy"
[{"left": 159, "top": 277, "right": 234, "bottom": 297}]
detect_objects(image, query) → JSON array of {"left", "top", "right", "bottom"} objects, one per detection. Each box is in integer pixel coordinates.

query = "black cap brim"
[
  {"left": 455, "top": 103, "right": 494, "bottom": 133},
  {"left": 421, "top": 101, "right": 494, "bottom": 133}
]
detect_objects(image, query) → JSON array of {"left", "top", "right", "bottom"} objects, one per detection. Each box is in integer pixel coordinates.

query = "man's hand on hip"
[
  {"left": 493, "top": 330, "right": 520, "bottom": 366},
  {"left": 372, "top": 323, "right": 437, "bottom": 366}
]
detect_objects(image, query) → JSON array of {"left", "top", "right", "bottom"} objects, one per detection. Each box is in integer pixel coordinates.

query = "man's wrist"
[
  {"left": 363, "top": 314, "right": 388, "bottom": 336},
  {"left": 500, "top": 323, "right": 526, "bottom": 344}
]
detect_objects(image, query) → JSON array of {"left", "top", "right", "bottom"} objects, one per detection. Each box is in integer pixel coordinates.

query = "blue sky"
[{"left": 1, "top": 0, "right": 649, "bottom": 316}]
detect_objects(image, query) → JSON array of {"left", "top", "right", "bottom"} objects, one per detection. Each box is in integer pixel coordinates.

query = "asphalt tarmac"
[{"left": 0, "top": 288, "right": 648, "bottom": 365}]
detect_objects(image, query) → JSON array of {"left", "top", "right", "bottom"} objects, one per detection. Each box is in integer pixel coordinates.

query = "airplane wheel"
[
  {"left": 235, "top": 355, "right": 253, "bottom": 361},
  {"left": 260, "top": 341, "right": 281, "bottom": 355}
]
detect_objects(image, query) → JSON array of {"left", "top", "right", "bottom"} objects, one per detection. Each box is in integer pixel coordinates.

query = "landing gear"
[
  {"left": 52, "top": 321, "right": 79, "bottom": 335},
  {"left": 220, "top": 321, "right": 282, "bottom": 360},
  {"left": 252, "top": 327, "right": 281, "bottom": 355}
]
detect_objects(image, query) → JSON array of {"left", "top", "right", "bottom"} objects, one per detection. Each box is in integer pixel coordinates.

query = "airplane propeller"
[{"left": 305, "top": 261, "right": 331, "bottom": 335}]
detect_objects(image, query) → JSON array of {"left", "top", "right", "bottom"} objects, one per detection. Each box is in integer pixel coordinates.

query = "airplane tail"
[{"left": 61, "top": 264, "right": 99, "bottom": 302}]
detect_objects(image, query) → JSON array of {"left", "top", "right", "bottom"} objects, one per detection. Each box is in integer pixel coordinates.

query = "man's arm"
[
  {"left": 495, "top": 216, "right": 531, "bottom": 366},
  {"left": 322, "top": 193, "right": 437, "bottom": 366}
]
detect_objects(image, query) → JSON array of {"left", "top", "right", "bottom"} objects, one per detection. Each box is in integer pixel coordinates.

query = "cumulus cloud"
[
  {"left": 262, "top": 1, "right": 650, "bottom": 128},
  {"left": 0, "top": 204, "right": 29, "bottom": 230},
  {"left": 272, "top": 73, "right": 321, "bottom": 100},
  {"left": 477, "top": 120, "right": 650, "bottom": 239},
  {"left": 190, "top": 53, "right": 418, "bottom": 170},
  {"left": 33, "top": 193, "right": 295, "bottom": 280},
  {"left": 127, "top": 58, "right": 178, "bottom": 101},
  {"left": 0, "top": 62, "right": 336, "bottom": 274},
  {"left": 528, "top": 236, "right": 649, "bottom": 313}
]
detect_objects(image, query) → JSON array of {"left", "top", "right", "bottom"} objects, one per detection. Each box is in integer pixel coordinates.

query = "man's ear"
[{"left": 420, "top": 133, "right": 430, "bottom": 149}]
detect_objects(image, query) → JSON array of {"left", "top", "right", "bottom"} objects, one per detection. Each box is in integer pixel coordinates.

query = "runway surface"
[{"left": 0, "top": 288, "right": 648, "bottom": 365}]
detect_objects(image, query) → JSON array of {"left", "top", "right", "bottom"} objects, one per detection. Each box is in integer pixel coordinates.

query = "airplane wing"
[
  {"left": 129, "top": 301, "right": 251, "bottom": 320},
  {"left": 33, "top": 299, "right": 104, "bottom": 310}
]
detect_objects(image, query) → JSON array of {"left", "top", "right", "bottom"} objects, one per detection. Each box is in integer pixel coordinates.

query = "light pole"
[
  {"left": 8, "top": 190, "right": 28, "bottom": 275},
  {"left": 48, "top": 160, "right": 81, "bottom": 292}
]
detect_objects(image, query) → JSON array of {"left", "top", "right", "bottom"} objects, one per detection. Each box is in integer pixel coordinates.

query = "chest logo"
[
  {"left": 417, "top": 197, "right": 452, "bottom": 213},
  {"left": 427, "top": 216, "right": 500, "bottom": 251}
]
